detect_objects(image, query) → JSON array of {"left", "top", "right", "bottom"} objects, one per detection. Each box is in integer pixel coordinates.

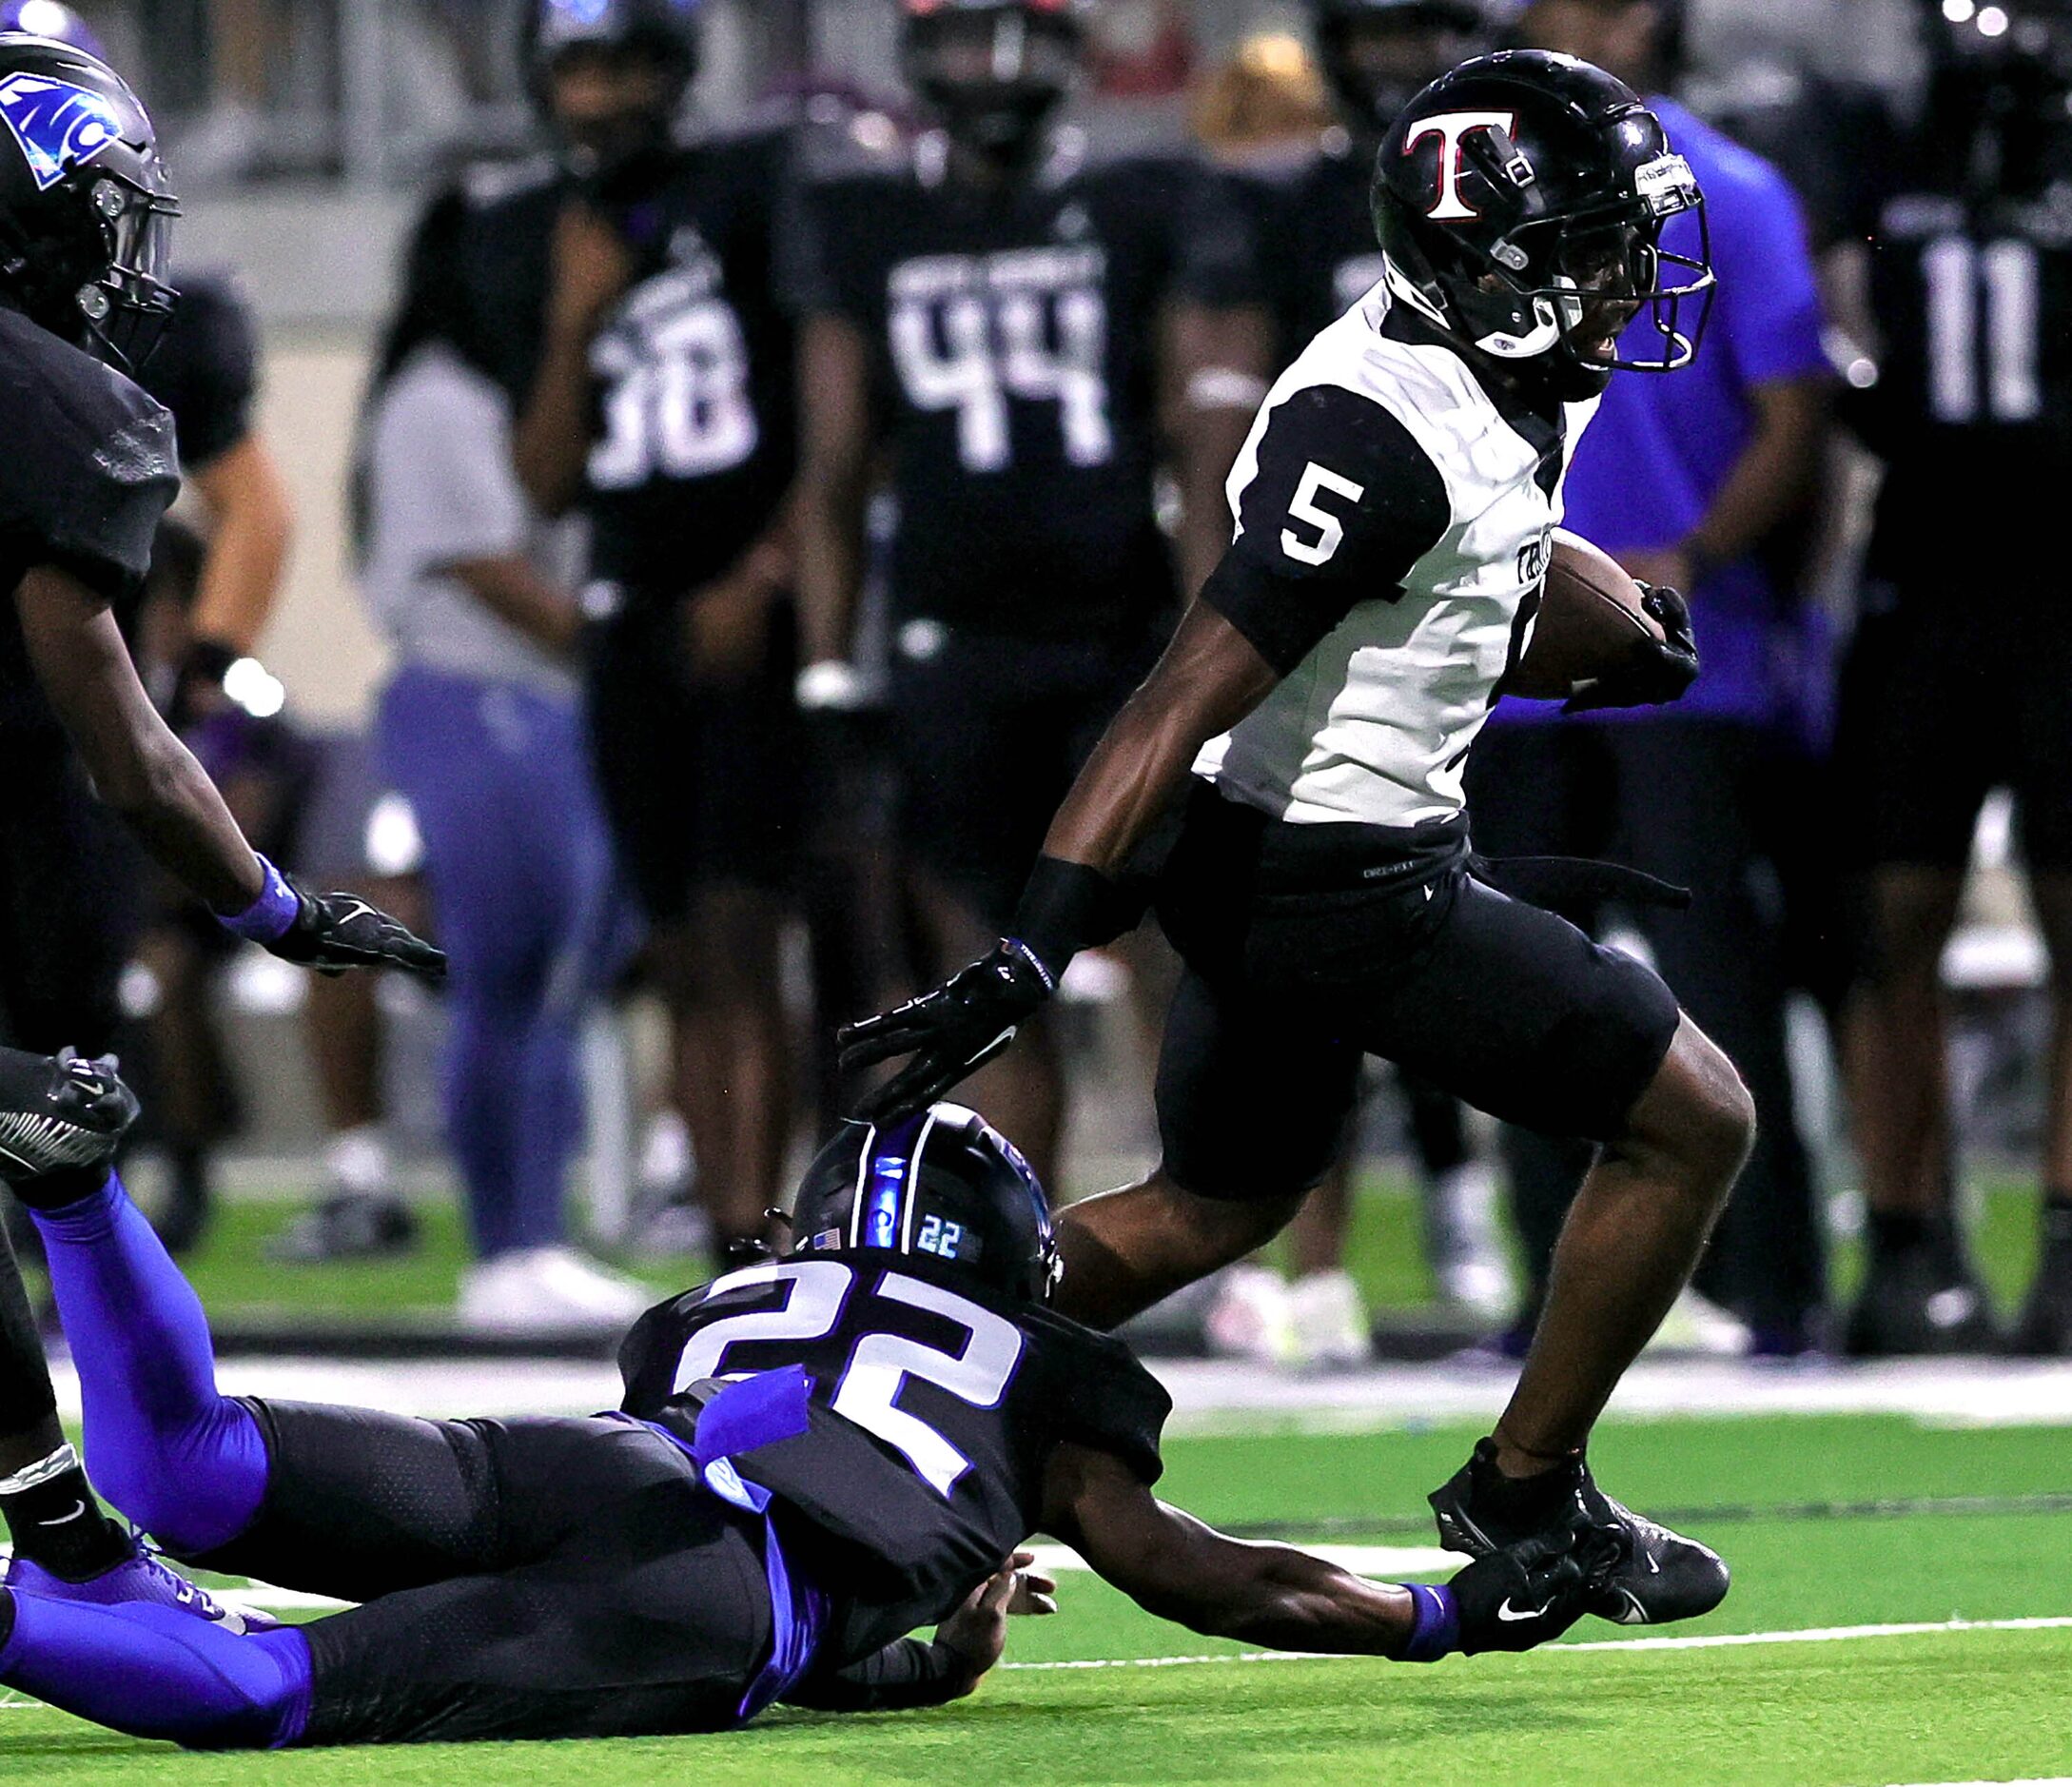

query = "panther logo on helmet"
[{"left": 0, "top": 70, "right": 124, "bottom": 191}]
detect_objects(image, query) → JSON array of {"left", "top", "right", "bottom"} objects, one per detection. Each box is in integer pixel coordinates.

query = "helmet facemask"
[
  {"left": 79, "top": 165, "right": 178, "bottom": 369},
  {"left": 904, "top": 5, "right": 1084, "bottom": 167}
]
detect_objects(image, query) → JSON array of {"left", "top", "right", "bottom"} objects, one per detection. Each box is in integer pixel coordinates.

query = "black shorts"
[
  {"left": 584, "top": 594, "right": 800, "bottom": 922},
  {"left": 890, "top": 626, "right": 1153, "bottom": 931},
  {"left": 1151, "top": 787, "right": 1681, "bottom": 1201},
  {"left": 186, "top": 1402, "right": 773, "bottom": 1745},
  {"left": 1833, "top": 590, "right": 2072, "bottom": 872}
]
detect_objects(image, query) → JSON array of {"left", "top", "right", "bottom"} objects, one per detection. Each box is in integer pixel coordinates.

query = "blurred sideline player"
[
  {"left": 844, "top": 51, "right": 1750, "bottom": 1627},
  {"left": 1473, "top": 0, "right": 1831, "bottom": 1356},
  {"left": 479, "top": 0, "right": 803, "bottom": 1270},
  {"left": 793, "top": 0, "right": 1273, "bottom": 1193},
  {"left": 0, "top": 32, "right": 439, "bottom": 1634},
  {"left": 1203, "top": 1, "right": 1514, "bottom": 1367},
  {"left": 1834, "top": 0, "right": 2072, "bottom": 1356},
  {"left": 0, "top": 1065, "right": 1607, "bottom": 1746},
  {"left": 358, "top": 185, "right": 639, "bottom": 1331}
]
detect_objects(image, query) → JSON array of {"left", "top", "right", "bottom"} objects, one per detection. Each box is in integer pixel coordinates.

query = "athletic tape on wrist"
[{"left": 219, "top": 854, "right": 300, "bottom": 944}]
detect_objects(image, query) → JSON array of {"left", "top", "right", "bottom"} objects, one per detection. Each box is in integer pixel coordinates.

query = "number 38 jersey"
[
  {"left": 792, "top": 130, "right": 1261, "bottom": 641},
  {"left": 1860, "top": 183, "right": 2072, "bottom": 588},
  {"left": 562, "top": 129, "right": 798, "bottom": 600},
  {"left": 1195, "top": 272, "right": 1595, "bottom": 830},
  {"left": 617, "top": 1255, "right": 1170, "bottom": 1665}
]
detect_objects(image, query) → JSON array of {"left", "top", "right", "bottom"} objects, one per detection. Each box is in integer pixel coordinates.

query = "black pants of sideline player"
[{"left": 1465, "top": 717, "right": 1825, "bottom": 1345}]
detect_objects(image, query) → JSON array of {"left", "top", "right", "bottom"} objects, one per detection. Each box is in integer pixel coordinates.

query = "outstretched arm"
[
  {"left": 16, "top": 565, "right": 442, "bottom": 979},
  {"left": 1046, "top": 1443, "right": 1598, "bottom": 1660}
]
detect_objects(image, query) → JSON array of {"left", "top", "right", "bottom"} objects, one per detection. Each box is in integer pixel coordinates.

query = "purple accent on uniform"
[
  {"left": 29, "top": 1175, "right": 269, "bottom": 1555},
  {"left": 627, "top": 1383, "right": 829, "bottom": 1725},
  {"left": 377, "top": 667, "right": 622, "bottom": 1260},
  {"left": 218, "top": 854, "right": 300, "bottom": 944},
  {"left": 1400, "top": 1581, "right": 1459, "bottom": 1662},
  {"left": 863, "top": 1110, "right": 928, "bottom": 1253},
  {"left": 1003, "top": 936, "right": 1057, "bottom": 993},
  {"left": 1495, "top": 97, "right": 1830, "bottom": 735},
  {"left": 0, "top": 1591, "right": 311, "bottom": 1749}
]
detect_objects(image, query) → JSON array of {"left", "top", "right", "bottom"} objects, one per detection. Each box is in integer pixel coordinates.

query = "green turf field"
[
  {"left": 7, "top": 1411, "right": 2071, "bottom": 1785},
  {"left": 66, "top": 1168, "right": 2053, "bottom": 1328}
]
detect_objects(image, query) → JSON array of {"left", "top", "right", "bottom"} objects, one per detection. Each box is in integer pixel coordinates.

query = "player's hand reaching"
[
  {"left": 1562, "top": 583, "right": 1700, "bottom": 713},
  {"left": 266, "top": 877, "right": 447, "bottom": 983},
  {"left": 934, "top": 1551, "right": 1060, "bottom": 1694},
  {"left": 1446, "top": 1525, "right": 1617, "bottom": 1655},
  {"left": 838, "top": 943, "right": 1056, "bottom": 1121}
]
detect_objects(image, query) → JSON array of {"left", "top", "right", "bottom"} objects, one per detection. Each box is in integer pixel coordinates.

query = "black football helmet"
[
  {"left": 0, "top": 32, "right": 178, "bottom": 370},
  {"left": 1313, "top": 0, "right": 1488, "bottom": 132},
  {"left": 899, "top": 0, "right": 1090, "bottom": 165},
  {"left": 789, "top": 1103, "right": 1065, "bottom": 1306},
  {"left": 522, "top": 0, "right": 700, "bottom": 179},
  {"left": 1373, "top": 49, "right": 1712, "bottom": 401}
]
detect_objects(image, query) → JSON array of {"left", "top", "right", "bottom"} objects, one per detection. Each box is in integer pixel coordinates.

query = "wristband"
[
  {"left": 1008, "top": 855, "right": 1121, "bottom": 981},
  {"left": 218, "top": 854, "right": 301, "bottom": 944},
  {"left": 1399, "top": 1581, "right": 1459, "bottom": 1662}
]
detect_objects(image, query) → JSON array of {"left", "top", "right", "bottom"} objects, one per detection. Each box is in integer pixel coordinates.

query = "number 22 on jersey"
[{"left": 671, "top": 1260, "right": 1025, "bottom": 1496}]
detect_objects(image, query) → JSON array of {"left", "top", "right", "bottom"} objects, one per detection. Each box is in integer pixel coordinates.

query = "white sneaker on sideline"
[
  {"left": 1643, "top": 1286, "right": 1751, "bottom": 1357},
  {"left": 1289, "top": 1268, "right": 1371, "bottom": 1370},
  {"left": 1428, "top": 1162, "right": 1514, "bottom": 1318},
  {"left": 1204, "top": 1265, "right": 1300, "bottom": 1367},
  {"left": 459, "top": 1247, "right": 652, "bottom": 1334}
]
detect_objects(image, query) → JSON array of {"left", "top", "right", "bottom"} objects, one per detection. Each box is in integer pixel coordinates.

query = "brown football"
[{"left": 1508, "top": 529, "right": 1662, "bottom": 701}]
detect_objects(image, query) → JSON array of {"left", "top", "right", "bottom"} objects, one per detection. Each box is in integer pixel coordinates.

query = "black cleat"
[
  {"left": 0, "top": 1048, "right": 138, "bottom": 1186},
  {"left": 1843, "top": 1232, "right": 1998, "bottom": 1358},
  {"left": 1430, "top": 1436, "right": 1730, "bottom": 1627},
  {"left": 2010, "top": 1204, "right": 2072, "bottom": 1357}
]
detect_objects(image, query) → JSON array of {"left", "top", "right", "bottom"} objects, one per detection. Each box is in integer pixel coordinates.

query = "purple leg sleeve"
[
  {"left": 30, "top": 1174, "right": 268, "bottom": 1554},
  {"left": 0, "top": 1589, "right": 311, "bottom": 1749}
]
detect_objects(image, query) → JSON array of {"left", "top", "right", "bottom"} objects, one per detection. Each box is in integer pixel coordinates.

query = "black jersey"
[
  {"left": 0, "top": 304, "right": 180, "bottom": 733},
  {"left": 137, "top": 271, "right": 260, "bottom": 473},
  {"left": 598, "top": 131, "right": 802, "bottom": 599},
  {"left": 793, "top": 130, "right": 1261, "bottom": 641},
  {"left": 618, "top": 1254, "right": 1171, "bottom": 1667},
  {"left": 1861, "top": 177, "right": 2072, "bottom": 586},
  {"left": 1246, "top": 132, "right": 1386, "bottom": 366}
]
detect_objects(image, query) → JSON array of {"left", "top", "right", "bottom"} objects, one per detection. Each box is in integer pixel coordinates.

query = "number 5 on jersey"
[
  {"left": 1282, "top": 461, "right": 1365, "bottom": 566},
  {"left": 672, "top": 1260, "right": 1025, "bottom": 1496}
]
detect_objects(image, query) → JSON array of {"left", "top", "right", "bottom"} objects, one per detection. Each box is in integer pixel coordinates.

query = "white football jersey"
[{"left": 1194, "top": 266, "right": 1598, "bottom": 828}]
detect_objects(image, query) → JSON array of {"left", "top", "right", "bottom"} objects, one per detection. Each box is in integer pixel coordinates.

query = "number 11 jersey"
[
  {"left": 617, "top": 1256, "right": 1171, "bottom": 1666},
  {"left": 792, "top": 129, "right": 1261, "bottom": 642}
]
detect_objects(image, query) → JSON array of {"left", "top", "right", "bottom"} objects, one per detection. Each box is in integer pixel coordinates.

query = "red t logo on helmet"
[{"left": 1403, "top": 109, "right": 1517, "bottom": 222}]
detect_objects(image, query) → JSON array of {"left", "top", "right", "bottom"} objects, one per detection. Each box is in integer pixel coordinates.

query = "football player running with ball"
[
  {"left": 0, "top": 1057, "right": 1608, "bottom": 1747},
  {"left": 844, "top": 51, "right": 1748, "bottom": 1627}
]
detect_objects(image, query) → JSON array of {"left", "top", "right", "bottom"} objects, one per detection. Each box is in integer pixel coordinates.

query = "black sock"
[
  {"left": 1867, "top": 1210, "right": 1934, "bottom": 1258},
  {"left": 1471, "top": 1438, "right": 1577, "bottom": 1528},
  {"left": 2042, "top": 1190, "right": 2072, "bottom": 1248},
  {"left": 0, "top": 1446, "right": 132, "bottom": 1581}
]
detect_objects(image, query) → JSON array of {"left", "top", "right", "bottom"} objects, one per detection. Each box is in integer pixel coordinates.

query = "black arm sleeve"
[
  {"left": 781, "top": 1638, "right": 968, "bottom": 1713},
  {"left": 1200, "top": 383, "right": 1450, "bottom": 675}
]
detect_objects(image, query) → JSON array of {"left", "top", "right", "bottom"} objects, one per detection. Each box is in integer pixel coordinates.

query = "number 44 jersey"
[
  {"left": 792, "top": 130, "right": 1262, "bottom": 642},
  {"left": 617, "top": 1256, "right": 1171, "bottom": 1662}
]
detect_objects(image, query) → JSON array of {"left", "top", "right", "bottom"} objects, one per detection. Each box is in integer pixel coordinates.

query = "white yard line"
[{"left": 998, "top": 1614, "right": 2072, "bottom": 1673}]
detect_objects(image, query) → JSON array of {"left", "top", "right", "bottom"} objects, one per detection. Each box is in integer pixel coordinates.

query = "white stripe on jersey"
[{"left": 1196, "top": 272, "right": 1598, "bottom": 829}]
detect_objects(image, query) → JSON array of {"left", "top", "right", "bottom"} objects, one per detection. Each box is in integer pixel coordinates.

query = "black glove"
[
  {"left": 1447, "top": 1526, "right": 1610, "bottom": 1655},
  {"left": 1562, "top": 583, "right": 1700, "bottom": 713},
  {"left": 837, "top": 942, "right": 1056, "bottom": 1122},
  {"left": 0, "top": 1047, "right": 139, "bottom": 1188},
  {"left": 266, "top": 876, "right": 447, "bottom": 982}
]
